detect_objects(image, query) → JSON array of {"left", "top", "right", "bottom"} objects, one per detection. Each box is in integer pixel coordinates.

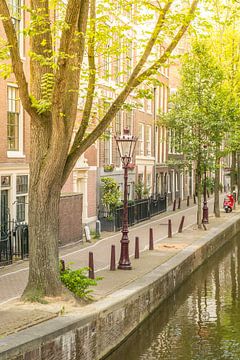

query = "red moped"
[{"left": 223, "top": 194, "right": 234, "bottom": 213}]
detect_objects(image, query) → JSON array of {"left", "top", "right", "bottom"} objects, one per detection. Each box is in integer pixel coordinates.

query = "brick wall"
[
  {"left": 59, "top": 193, "right": 83, "bottom": 246},
  {"left": 87, "top": 170, "right": 97, "bottom": 218}
]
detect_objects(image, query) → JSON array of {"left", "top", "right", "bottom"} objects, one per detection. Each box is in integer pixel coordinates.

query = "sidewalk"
[
  {"left": 0, "top": 196, "right": 210, "bottom": 305},
  {"left": 0, "top": 195, "right": 232, "bottom": 339}
]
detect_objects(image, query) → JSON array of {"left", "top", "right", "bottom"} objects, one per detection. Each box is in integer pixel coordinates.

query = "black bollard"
[
  {"left": 193, "top": 194, "right": 196, "bottom": 204},
  {"left": 173, "top": 199, "right": 176, "bottom": 211},
  {"left": 149, "top": 228, "right": 154, "bottom": 250},
  {"left": 89, "top": 252, "right": 95, "bottom": 279},
  {"left": 178, "top": 216, "right": 185, "bottom": 233},
  {"left": 178, "top": 198, "right": 181, "bottom": 209},
  {"left": 135, "top": 236, "right": 140, "bottom": 259},
  {"left": 168, "top": 219, "right": 172, "bottom": 238},
  {"left": 110, "top": 245, "right": 116, "bottom": 271},
  {"left": 60, "top": 259, "right": 65, "bottom": 272},
  {"left": 187, "top": 196, "right": 190, "bottom": 207}
]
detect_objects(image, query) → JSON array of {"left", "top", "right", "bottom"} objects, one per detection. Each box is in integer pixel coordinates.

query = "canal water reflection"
[{"left": 106, "top": 236, "right": 240, "bottom": 360}]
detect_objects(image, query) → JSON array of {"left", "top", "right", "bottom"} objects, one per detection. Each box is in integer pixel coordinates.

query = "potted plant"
[
  {"left": 103, "top": 164, "right": 115, "bottom": 172},
  {"left": 128, "top": 163, "right": 135, "bottom": 170},
  {"left": 100, "top": 177, "right": 121, "bottom": 231}
]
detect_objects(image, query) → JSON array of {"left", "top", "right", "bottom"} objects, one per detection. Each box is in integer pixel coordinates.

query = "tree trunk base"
[
  {"left": 21, "top": 283, "right": 76, "bottom": 303},
  {"left": 21, "top": 279, "right": 64, "bottom": 303}
]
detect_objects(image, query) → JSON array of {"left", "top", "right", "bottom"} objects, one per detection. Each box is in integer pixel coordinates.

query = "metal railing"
[
  {"left": 0, "top": 221, "right": 29, "bottom": 267},
  {"left": 99, "top": 195, "right": 167, "bottom": 232}
]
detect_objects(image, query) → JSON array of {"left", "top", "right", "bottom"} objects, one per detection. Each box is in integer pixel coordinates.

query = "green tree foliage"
[
  {"left": 0, "top": 0, "right": 199, "bottom": 298},
  {"left": 161, "top": 40, "right": 228, "bottom": 225},
  {"left": 101, "top": 177, "right": 121, "bottom": 214}
]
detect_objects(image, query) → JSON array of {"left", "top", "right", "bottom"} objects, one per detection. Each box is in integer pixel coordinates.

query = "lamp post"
[
  {"left": 115, "top": 128, "right": 137, "bottom": 270},
  {"left": 202, "top": 145, "right": 209, "bottom": 224}
]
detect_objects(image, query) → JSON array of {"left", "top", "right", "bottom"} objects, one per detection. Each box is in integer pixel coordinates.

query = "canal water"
[{"left": 106, "top": 236, "right": 240, "bottom": 360}]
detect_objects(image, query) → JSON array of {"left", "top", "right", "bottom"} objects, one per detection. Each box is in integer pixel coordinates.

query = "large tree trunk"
[
  {"left": 23, "top": 181, "right": 62, "bottom": 299},
  {"left": 214, "top": 154, "right": 220, "bottom": 218},
  {"left": 22, "top": 117, "right": 66, "bottom": 299}
]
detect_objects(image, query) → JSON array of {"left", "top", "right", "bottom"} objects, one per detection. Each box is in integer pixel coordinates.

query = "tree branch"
[
  {"left": 70, "top": 0, "right": 96, "bottom": 149},
  {"left": 62, "top": 0, "right": 174, "bottom": 182},
  {"left": 30, "top": 0, "right": 53, "bottom": 100},
  {"left": 0, "top": 0, "right": 36, "bottom": 117},
  {"left": 133, "top": 0, "right": 199, "bottom": 87},
  {"left": 62, "top": 0, "right": 199, "bottom": 184},
  {"left": 52, "top": 0, "right": 82, "bottom": 107}
]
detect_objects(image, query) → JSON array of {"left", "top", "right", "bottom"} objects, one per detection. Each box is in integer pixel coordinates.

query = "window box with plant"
[
  {"left": 128, "top": 163, "right": 135, "bottom": 171},
  {"left": 103, "top": 164, "right": 115, "bottom": 172}
]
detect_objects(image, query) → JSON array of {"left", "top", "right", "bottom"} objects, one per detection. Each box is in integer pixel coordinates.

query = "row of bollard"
[
  {"left": 172, "top": 195, "right": 197, "bottom": 212},
  {"left": 87, "top": 215, "right": 186, "bottom": 278}
]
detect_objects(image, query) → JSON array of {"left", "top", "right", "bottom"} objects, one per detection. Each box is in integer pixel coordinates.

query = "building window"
[
  {"left": 147, "top": 173, "right": 152, "bottom": 191},
  {"left": 124, "top": 110, "right": 132, "bottom": 133},
  {"left": 16, "top": 195, "right": 26, "bottom": 222},
  {"left": 125, "top": 40, "right": 133, "bottom": 78},
  {"left": 103, "top": 42, "right": 111, "bottom": 80},
  {"left": 104, "top": 130, "right": 111, "bottom": 165},
  {"left": 16, "top": 175, "right": 28, "bottom": 194},
  {"left": 138, "top": 123, "right": 144, "bottom": 155},
  {"left": 1, "top": 176, "right": 11, "bottom": 187},
  {"left": 9, "top": 0, "right": 24, "bottom": 56},
  {"left": 9, "top": 0, "right": 21, "bottom": 35},
  {"left": 146, "top": 125, "right": 151, "bottom": 156},
  {"left": 115, "top": 111, "right": 122, "bottom": 135},
  {"left": 146, "top": 98, "right": 152, "bottom": 113},
  {"left": 7, "top": 86, "right": 20, "bottom": 151},
  {"left": 16, "top": 175, "right": 28, "bottom": 222}
]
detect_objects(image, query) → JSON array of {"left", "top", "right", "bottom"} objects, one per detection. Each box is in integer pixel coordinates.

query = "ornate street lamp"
[
  {"left": 115, "top": 128, "right": 138, "bottom": 270},
  {"left": 202, "top": 145, "right": 209, "bottom": 224}
]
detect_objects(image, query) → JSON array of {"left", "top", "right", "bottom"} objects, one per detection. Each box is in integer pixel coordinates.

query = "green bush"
[
  {"left": 60, "top": 265, "right": 101, "bottom": 300},
  {"left": 101, "top": 177, "right": 121, "bottom": 214}
]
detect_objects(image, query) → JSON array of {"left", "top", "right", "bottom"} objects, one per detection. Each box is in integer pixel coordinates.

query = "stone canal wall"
[{"left": 1, "top": 215, "right": 240, "bottom": 360}]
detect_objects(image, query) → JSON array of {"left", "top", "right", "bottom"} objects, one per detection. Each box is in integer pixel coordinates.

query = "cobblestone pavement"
[{"left": 0, "top": 196, "right": 222, "bottom": 305}]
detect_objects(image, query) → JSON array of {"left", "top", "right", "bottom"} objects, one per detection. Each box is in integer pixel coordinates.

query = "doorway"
[{"left": 1, "top": 190, "right": 9, "bottom": 233}]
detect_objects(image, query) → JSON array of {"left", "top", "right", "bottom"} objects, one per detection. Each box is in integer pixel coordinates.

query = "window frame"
[{"left": 7, "top": 85, "right": 24, "bottom": 157}]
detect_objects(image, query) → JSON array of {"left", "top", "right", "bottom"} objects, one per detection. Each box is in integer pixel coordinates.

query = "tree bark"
[
  {"left": 231, "top": 150, "right": 236, "bottom": 192},
  {"left": 22, "top": 116, "right": 66, "bottom": 299},
  {"left": 23, "top": 181, "right": 62, "bottom": 299},
  {"left": 214, "top": 154, "right": 220, "bottom": 218},
  {"left": 196, "top": 161, "right": 202, "bottom": 229}
]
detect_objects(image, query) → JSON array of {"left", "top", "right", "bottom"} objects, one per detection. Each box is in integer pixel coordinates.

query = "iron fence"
[
  {"left": 99, "top": 195, "right": 166, "bottom": 232},
  {"left": 0, "top": 220, "right": 29, "bottom": 267}
]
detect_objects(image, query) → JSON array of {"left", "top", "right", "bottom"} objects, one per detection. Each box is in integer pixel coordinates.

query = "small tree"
[
  {"left": 162, "top": 40, "right": 227, "bottom": 227},
  {"left": 134, "top": 181, "right": 150, "bottom": 200},
  {"left": 101, "top": 177, "right": 121, "bottom": 216}
]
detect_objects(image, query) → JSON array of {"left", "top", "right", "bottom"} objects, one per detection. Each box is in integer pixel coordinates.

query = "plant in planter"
[
  {"left": 103, "top": 164, "right": 115, "bottom": 172},
  {"left": 135, "top": 181, "right": 150, "bottom": 199},
  {"left": 101, "top": 177, "right": 121, "bottom": 217},
  {"left": 135, "top": 181, "right": 144, "bottom": 200},
  {"left": 128, "top": 163, "right": 135, "bottom": 170}
]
